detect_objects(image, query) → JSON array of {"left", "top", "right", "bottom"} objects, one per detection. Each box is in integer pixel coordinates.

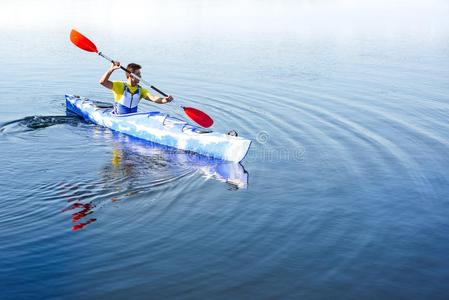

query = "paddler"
[{"left": 99, "top": 61, "right": 173, "bottom": 114}]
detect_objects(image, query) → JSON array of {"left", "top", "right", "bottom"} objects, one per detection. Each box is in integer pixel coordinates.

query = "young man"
[{"left": 99, "top": 62, "right": 173, "bottom": 114}]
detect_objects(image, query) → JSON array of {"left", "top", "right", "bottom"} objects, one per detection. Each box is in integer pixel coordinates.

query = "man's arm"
[
  {"left": 143, "top": 93, "right": 173, "bottom": 104},
  {"left": 99, "top": 62, "right": 120, "bottom": 90}
]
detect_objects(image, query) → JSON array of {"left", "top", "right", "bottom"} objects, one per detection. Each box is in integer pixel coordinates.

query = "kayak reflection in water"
[
  {"left": 99, "top": 62, "right": 173, "bottom": 115},
  {"left": 102, "top": 133, "right": 250, "bottom": 193},
  {"left": 62, "top": 133, "right": 249, "bottom": 231}
]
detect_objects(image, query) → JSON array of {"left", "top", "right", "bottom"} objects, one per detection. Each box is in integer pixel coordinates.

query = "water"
[{"left": 1, "top": 1, "right": 449, "bottom": 299}]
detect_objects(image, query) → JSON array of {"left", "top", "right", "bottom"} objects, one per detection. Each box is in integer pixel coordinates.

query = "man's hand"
[
  {"left": 100, "top": 61, "right": 121, "bottom": 89},
  {"left": 109, "top": 61, "right": 121, "bottom": 72},
  {"left": 162, "top": 95, "right": 173, "bottom": 103}
]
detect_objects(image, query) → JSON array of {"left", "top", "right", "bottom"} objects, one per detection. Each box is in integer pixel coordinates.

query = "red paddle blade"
[
  {"left": 183, "top": 107, "right": 214, "bottom": 128},
  {"left": 70, "top": 29, "right": 98, "bottom": 53}
]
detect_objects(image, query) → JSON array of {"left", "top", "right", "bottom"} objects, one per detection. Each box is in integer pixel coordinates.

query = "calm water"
[{"left": 1, "top": 1, "right": 449, "bottom": 299}]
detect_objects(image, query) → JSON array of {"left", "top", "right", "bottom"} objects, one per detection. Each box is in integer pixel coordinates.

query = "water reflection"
[
  {"left": 61, "top": 126, "right": 249, "bottom": 231},
  {"left": 101, "top": 130, "right": 249, "bottom": 190},
  {"left": 62, "top": 202, "right": 96, "bottom": 231}
]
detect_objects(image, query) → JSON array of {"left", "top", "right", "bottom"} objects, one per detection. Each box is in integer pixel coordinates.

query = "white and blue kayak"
[{"left": 65, "top": 95, "right": 251, "bottom": 162}]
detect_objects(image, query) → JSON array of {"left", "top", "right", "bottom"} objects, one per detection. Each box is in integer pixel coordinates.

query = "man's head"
[{"left": 126, "top": 63, "right": 141, "bottom": 86}]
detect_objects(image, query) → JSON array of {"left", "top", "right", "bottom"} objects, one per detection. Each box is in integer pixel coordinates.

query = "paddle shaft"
[{"left": 98, "top": 52, "right": 168, "bottom": 97}]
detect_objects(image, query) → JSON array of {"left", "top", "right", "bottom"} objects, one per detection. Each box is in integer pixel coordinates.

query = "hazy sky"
[{"left": 0, "top": 0, "right": 448, "bottom": 37}]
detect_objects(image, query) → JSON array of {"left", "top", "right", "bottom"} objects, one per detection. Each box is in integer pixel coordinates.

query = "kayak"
[{"left": 65, "top": 95, "right": 251, "bottom": 162}]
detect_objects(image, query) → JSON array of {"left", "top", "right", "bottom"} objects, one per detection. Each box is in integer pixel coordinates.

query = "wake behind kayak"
[{"left": 0, "top": 115, "right": 80, "bottom": 134}]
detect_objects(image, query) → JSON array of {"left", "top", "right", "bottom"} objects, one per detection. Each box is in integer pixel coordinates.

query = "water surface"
[{"left": 1, "top": 1, "right": 449, "bottom": 299}]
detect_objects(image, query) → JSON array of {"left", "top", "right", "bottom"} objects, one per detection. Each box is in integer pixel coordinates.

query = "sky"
[{"left": 0, "top": 0, "right": 448, "bottom": 38}]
